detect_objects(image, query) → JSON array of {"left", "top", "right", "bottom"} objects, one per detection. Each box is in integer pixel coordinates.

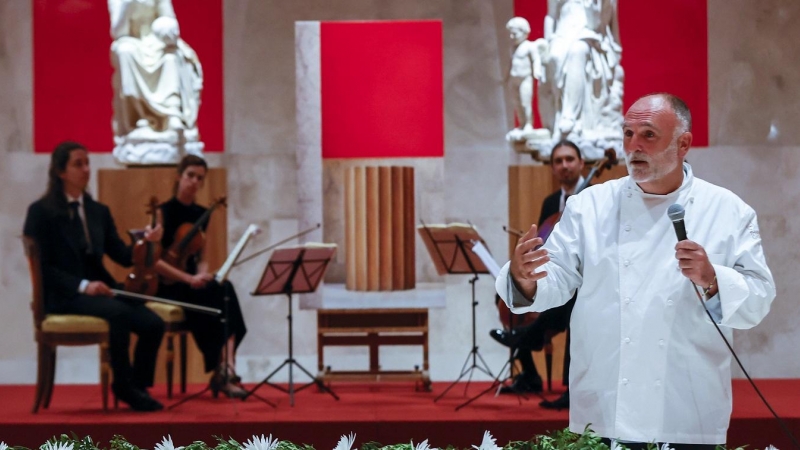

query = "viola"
[
  {"left": 124, "top": 196, "right": 161, "bottom": 296},
  {"left": 162, "top": 196, "right": 227, "bottom": 283}
]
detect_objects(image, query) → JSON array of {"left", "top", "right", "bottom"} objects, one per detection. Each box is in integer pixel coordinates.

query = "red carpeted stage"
[{"left": 1, "top": 380, "right": 798, "bottom": 448}]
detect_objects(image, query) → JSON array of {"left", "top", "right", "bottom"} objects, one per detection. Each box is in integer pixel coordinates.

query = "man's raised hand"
[{"left": 509, "top": 223, "right": 549, "bottom": 299}]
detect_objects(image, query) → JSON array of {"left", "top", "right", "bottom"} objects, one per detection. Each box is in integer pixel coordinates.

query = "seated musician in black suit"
[
  {"left": 490, "top": 140, "right": 583, "bottom": 409},
  {"left": 23, "top": 141, "right": 166, "bottom": 411}
]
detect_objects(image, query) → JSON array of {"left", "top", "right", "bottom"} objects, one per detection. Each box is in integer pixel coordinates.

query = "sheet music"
[
  {"left": 469, "top": 241, "right": 501, "bottom": 278},
  {"left": 215, "top": 224, "right": 259, "bottom": 283}
]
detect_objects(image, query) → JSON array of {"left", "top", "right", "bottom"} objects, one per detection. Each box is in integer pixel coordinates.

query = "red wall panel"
[
  {"left": 33, "top": 0, "right": 223, "bottom": 153},
  {"left": 320, "top": 21, "right": 444, "bottom": 159},
  {"left": 513, "top": 0, "right": 708, "bottom": 146}
]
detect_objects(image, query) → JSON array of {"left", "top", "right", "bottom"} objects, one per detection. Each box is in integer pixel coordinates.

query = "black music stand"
[
  {"left": 417, "top": 223, "right": 495, "bottom": 404},
  {"left": 243, "top": 245, "right": 340, "bottom": 406}
]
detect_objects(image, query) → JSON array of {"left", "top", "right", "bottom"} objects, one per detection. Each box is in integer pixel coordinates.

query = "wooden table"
[{"left": 317, "top": 308, "right": 431, "bottom": 391}]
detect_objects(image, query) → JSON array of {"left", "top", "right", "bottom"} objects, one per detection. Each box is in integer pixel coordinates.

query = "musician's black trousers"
[
  {"left": 158, "top": 280, "right": 247, "bottom": 373},
  {"left": 51, "top": 296, "right": 165, "bottom": 390}
]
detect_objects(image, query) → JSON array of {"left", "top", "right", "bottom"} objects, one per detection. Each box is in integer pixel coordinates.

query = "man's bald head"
[{"left": 636, "top": 93, "right": 692, "bottom": 135}]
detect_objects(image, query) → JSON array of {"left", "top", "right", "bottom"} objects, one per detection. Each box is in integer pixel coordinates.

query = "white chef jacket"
[{"left": 495, "top": 163, "right": 775, "bottom": 444}]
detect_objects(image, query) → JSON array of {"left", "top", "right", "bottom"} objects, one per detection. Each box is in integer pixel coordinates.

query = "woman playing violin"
[{"left": 155, "top": 155, "right": 248, "bottom": 398}]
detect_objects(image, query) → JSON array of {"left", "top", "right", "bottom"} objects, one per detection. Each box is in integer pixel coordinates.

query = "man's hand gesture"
[{"left": 510, "top": 224, "right": 550, "bottom": 299}]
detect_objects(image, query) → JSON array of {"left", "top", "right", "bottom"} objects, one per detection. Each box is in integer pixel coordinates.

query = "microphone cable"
[{"left": 690, "top": 282, "right": 800, "bottom": 449}]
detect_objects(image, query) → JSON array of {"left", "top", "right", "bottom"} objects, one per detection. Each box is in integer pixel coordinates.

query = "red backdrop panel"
[
  {"left": 320, "top": 21, "right": 444, "bottom": 159},
  {"left": 33, "top": 0, "right": 223, "bottom": 153},
  {"left": 513, "top": 0, "right": 708, "bottom": 146}
]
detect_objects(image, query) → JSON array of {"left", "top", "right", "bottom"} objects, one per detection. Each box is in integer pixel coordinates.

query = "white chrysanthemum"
[
  {"left": 243, "top": 435, "right": 280, "bottom": 450},
  {"left": 40, "top": 442, "right": 74, "bottom": 450},
  {"left": 411, "top": 438, "right": 438, "bottom": 450},
  {"left": 333, "top": 433, "right": 356, "bottom": 450},
  {"left": 609, "top": 441, "right": 622, "bottom": 450},
  {"left": 659, "top": 443, "right": 674, "bottom": 450},
  {"left": 764, "top": 446, "right": 779, "bottom": 450},
  {"left": 0, "top": 441, "right": 8, "bottom": 450},
  {"left": 155, "top": 435, "right": 184, "bottom": 450},
  {"left": 472, "top": 431, "right": 501, "bottom": 450}
]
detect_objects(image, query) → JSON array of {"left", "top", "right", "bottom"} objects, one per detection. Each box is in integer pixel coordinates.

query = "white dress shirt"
[{"left": 496, "top": 163, "right": 775, "bottom": 444}]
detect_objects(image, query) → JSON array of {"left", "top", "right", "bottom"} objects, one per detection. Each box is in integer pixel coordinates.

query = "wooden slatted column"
[{"left": 345, "top": 166, "right": 415, "bottom": 291}]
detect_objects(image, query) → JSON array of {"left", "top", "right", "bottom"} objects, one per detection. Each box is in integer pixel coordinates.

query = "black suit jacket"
[
  {"left": 23, "top": 194, "right": 132, "bottom": 310},
  {"left": 538, "top": 190, "right": 562, "bottom": 227}
]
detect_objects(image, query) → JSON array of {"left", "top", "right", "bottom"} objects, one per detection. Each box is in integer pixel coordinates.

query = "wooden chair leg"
[
  {"left": 100, "top": 342, "right": 110, "bottom": 412},
  {"left": 180, "top": 333, "right": 187, "bottom": 394},
  {"left": 32, "top": 343, "right": 48, "bottom": 414},
  {"left": 43, "top": 346, "right": 56, "bottom": 408},
  {"left": 166, "top": 333, "right": 175, "bottom": 399}
]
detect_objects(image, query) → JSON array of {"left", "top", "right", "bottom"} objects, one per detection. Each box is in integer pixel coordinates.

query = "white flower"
[
  {"left": 609, "top": 440, "right": 622, "bottom": 450},
  {"left": 40, "top": 442, "right": 73, "bottom": 450},
  {"left": 659, "top": 444, "right": 674, "bottom": 450},
  {"left": 0, "top": 442, "right": 8, "bottom": 450},
  {"left": 764, "top": 446, "right": 779, "bottom": 450},
  {"left": 155, "top": 435, "right": 183, "bottom": 450},
  {"left": 411, "top": 439, "right": 438, "bottom": 450},
  {"left": 472, "top": 431, "right": 501, "bottom": 450},
  {"left": 243, "top": 435, "right": 280, "bottom": 450},
  {"left": 333, "top": 433, "right": 356, "bottom": 450}
]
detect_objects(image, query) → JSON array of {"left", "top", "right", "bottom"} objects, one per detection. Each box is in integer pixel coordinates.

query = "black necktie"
[{"left": 69, "top": 201, "right": 88, "bottom": 252}]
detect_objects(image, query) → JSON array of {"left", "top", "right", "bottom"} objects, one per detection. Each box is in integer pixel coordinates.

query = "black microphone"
[{"left": 667, "top": 203, "right": 687, "bottom": 241}]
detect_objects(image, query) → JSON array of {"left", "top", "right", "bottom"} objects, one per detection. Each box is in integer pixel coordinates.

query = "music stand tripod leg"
[{"left": 244, "top": 293, "right": 338, "bottom": 406}]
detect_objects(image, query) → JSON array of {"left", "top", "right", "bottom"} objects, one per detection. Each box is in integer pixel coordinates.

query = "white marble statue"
[
  {"left": 109, "top": 0, "right": 204, "bottom": 165},
  {"left": 505, "top": 17, "right": 551, "bottom": 142},
  {"left": 508, "top": 0, "right": 625, "bottom": 161}
]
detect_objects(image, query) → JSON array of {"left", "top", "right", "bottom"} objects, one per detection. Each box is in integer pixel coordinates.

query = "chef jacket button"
[
  {"left": 624, "top": 225, "right": 631, "bottom": 232},
  {"left": 623, "top": 337, "right": 631, "bottom": 344},
  {"left": 621, "top": 378, "right": 629, "bottom": 385}
]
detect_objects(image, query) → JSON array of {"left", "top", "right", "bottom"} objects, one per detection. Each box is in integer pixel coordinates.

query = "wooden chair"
[
  {"left": 23, "top": 236, "right": 112, "bottom": 413},
  {"left": 144, "top": 302, "right": 189, "bottom": 398}
]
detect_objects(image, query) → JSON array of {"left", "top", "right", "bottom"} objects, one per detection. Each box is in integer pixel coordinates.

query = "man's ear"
[{"left": 678, "top": 132, "right": 693, "bottom": 157}]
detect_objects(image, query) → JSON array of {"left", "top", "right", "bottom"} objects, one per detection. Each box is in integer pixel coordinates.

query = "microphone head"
[{"left": 667, "top": 204, "right": 685, "bottom": 222}]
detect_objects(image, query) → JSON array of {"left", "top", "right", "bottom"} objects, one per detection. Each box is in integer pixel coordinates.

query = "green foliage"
[{"left": 3, "top": 430, "right": 766, "bottom": 450}]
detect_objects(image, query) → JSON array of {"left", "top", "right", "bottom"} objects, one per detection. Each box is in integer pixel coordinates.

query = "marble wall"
[{"left": 0, "top": 0, "right": 798, "bottom": 384}]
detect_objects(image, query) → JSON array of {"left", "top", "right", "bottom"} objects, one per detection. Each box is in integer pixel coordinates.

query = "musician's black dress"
[{"left": 157, "top": 197, "right": 247, "bottom": 373}]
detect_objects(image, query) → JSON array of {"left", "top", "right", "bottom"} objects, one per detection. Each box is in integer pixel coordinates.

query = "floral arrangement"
[{"left": 0, "top": 428, "right": 771, "bottom": 450}]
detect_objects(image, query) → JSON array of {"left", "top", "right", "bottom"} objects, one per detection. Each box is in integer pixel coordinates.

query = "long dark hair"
[{"left": 42, "top": 141, "right": 87, "bottom": 213}]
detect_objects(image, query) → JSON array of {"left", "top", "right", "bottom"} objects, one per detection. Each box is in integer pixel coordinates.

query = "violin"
[
  {"left": 537, "top": 148, "right": 618, "bottom": 242},
  {"left": 162, "top": 196, "right": 227, "bottom": 283},
  {"left": 124, "top": 197, "right": 161, "bottom": 296}
]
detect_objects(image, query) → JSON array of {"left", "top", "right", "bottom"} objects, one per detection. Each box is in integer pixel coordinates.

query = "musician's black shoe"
[
  {"left": 539, "top": 390, "right": 569, "bottom": 410},
  {"left": 489, "top": 328, "right": 523, "bottom": 348},
  {"left": 499, "top": 374, "right": 543, "bottom": 394},
  {"left": 113, "top": 384, "right": 163, "bottom": 412}
]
